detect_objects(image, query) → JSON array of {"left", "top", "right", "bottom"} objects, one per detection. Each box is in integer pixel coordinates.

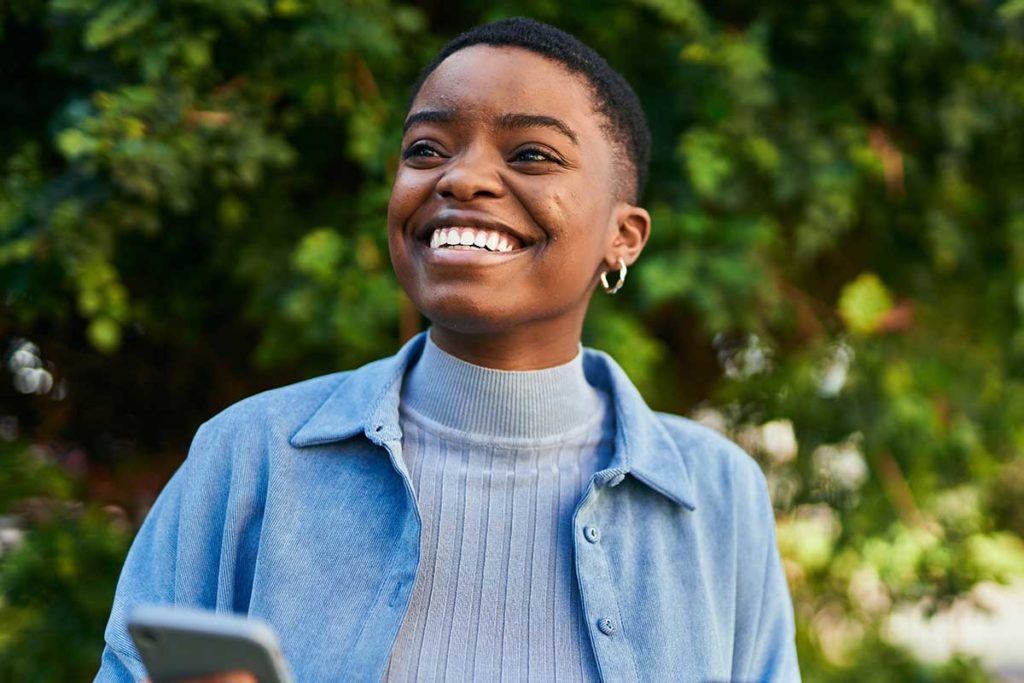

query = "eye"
[
  {"left": 402, "top": 141, "right": 443, "bottom": 160},
  {"left": 511, "top": 146, "right": 561, "bottom": 164}
]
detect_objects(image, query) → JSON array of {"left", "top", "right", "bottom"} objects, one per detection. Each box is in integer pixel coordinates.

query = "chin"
[{"left": 416, "top": 294, "right": 522, "bottom": 336}]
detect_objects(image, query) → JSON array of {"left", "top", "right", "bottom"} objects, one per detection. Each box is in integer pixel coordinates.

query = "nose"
[{"left": 435, "top": 146, "right": 505, "bottom": 201}]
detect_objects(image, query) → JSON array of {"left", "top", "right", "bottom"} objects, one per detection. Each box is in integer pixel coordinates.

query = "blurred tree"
[
  {"left": 0, "top": 440, "right": 131, "bottom": 680},
  {"left": 2, "top": 0, "right": 1024, "bottom": 679}
]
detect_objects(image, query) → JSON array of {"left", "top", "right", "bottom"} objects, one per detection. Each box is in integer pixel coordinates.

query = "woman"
[{"left": 97, "top": 17, "right": 800, "bottom": 683}]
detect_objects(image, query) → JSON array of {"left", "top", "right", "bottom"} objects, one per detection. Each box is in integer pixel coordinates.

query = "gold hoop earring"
[{"left": 601, "top": 257, "right": 628, "bottom": 294}]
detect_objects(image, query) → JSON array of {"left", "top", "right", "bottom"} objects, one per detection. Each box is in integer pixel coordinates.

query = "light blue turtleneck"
[{"left": 382, "top": 333, "right": 614, "bottom": 682}]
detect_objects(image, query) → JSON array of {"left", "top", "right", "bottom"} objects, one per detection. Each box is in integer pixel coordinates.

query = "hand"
[{"left": 143, "top": 673, "right": 256, "bottom": 683}]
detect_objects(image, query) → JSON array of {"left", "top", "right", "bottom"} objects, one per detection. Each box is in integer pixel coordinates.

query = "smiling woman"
[{"left": 95, "top": 17, "right": 800, "bottom": 683}]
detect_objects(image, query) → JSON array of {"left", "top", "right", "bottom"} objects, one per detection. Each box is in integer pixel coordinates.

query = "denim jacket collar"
[{"left": 289, "top": 332, "right": 696, "bottom": 510}]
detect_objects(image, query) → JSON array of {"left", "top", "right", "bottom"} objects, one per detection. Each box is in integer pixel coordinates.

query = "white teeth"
[{"left": 429, "top": 227, "right": 520, "bottom": 252}]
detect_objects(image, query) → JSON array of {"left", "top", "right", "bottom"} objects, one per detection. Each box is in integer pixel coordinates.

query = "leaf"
[
  {"left": 965, "top": 533, "right": 1024, "bottom": 581},
  {"left": 680, "top": 129, "right": 733, "bottom": 198},
  {"left": 87, "top": 317, "right": 122, "bottom": 353},
  {"left": 998, "top": 0, "right": 1024, "bottom": 21},
  {"left": 838, "top": 273, "right": 894, "bottom": 335},
  {"left": 292, "top": 227, "right": 346, "bottom": 284},
  {"left": 55, "top": 128, "right": 99, "bottom": 160},
  {"left": 83, "top": 1, "right": 156, "bottom": 50}
]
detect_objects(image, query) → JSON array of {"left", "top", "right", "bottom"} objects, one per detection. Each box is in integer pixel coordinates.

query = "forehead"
[{"left": 410, "top": 45, "right": 601, "bottom": 135}]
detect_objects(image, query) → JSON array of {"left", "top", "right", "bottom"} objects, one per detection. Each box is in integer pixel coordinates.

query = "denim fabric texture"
[{"left": 95, "top": 332, "right": 801, "bottom": 682}]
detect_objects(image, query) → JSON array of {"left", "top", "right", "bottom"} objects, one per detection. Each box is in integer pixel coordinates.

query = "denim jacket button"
[
  {"left": 583, "top": 525, "right": 600, "bottom": 543},
  {"left": 597, "top": 617, "right": 617, "bottom": 636}
]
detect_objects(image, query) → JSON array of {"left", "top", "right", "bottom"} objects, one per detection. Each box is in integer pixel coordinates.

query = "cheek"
[
  {"left": 387, "top": 168, "right": 434, "bottom": 231},
  {"left": 386, "top": 170, "right": 429, "bottom": 284},
  {"left": 533, "top": 186, "right": 609, "bottom": 263}
]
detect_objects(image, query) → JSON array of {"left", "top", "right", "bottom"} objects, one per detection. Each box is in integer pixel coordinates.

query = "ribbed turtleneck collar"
[{"left": 400, "top": 332, "right": 605, "bottom": 439}]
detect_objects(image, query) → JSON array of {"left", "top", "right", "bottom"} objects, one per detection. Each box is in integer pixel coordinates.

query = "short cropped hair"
[{"left": 408, "top": 17, "right": 652, "bottom": 202}]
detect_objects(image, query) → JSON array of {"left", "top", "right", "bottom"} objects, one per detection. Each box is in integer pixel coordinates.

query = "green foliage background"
[{"left": 2, "top": 0, "right": 1024, "bottom": 679}]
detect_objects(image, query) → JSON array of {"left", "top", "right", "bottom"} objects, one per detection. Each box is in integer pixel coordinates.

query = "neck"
[{"left": 428, "top": 313, "right": 586, "bottom": 370}]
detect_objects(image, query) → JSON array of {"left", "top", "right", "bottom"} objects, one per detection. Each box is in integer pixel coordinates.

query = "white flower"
[
  {"left": 813, "top": 434, "right": 868, "bottom": 490},
  {"left": 761, "top": 419, "right": 798, "bottom": 464},
  {"left": 818, "top": 340, "right": 854, "bottom": 397}
]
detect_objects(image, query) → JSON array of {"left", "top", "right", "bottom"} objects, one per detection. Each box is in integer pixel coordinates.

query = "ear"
[{"left": 604, "top": 202, "right": 651, "bottom": 268}]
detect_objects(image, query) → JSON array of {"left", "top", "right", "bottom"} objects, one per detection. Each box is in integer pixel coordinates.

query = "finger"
[
  {"left": 177, "top": 673, "right": 257, "bottom": 683},
  {"left": 206, "top": 674, "right": 256, "bottom": 683}
]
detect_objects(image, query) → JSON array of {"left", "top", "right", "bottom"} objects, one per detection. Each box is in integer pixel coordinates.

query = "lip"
[
  {"left": 414, "top": 211, "right": 538, "bottom": 249},
  {"left": 417, "top": 240, "right": 529, "bottom": 267}
]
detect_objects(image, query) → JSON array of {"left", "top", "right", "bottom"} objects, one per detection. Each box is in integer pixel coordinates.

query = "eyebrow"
[
  {"left": 495, "top": 113, "right": 579, "bottom": 146},
  {"left": 403, "top": 109, "right": 579, "bottom": 146},
  {"left": 403, "top": 109, "right": 452, "bottom": 132}
]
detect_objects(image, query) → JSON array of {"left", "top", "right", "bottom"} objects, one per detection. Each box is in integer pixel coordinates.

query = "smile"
[{"left": 428, "top": 227, "right": 523, "bottom": 253}]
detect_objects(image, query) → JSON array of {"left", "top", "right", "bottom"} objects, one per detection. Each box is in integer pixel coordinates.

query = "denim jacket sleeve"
[
  {"left": 729, "top": 454, "right": 800, "bottom": 682},
  {"left": 94, "top": 416, "right": 255, "bottom": 682}
]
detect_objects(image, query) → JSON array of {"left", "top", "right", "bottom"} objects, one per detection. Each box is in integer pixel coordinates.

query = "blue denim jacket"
[{"left": 96, "top": 332, "right": 800, "bottom": 682}]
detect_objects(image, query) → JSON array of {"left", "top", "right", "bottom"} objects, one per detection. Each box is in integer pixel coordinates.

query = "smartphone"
[{"left": 127, "top": 605, "right": 293, "bottom": 683}]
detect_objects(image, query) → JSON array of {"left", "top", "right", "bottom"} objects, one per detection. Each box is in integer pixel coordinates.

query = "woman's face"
[{"left": 388, "top": 45, "right": 640, "bottom": 338}]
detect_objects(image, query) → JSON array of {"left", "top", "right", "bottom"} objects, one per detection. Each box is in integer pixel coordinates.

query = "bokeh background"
[{"left": 3, "top": 0, "right": 1024, "bottom": 680}]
